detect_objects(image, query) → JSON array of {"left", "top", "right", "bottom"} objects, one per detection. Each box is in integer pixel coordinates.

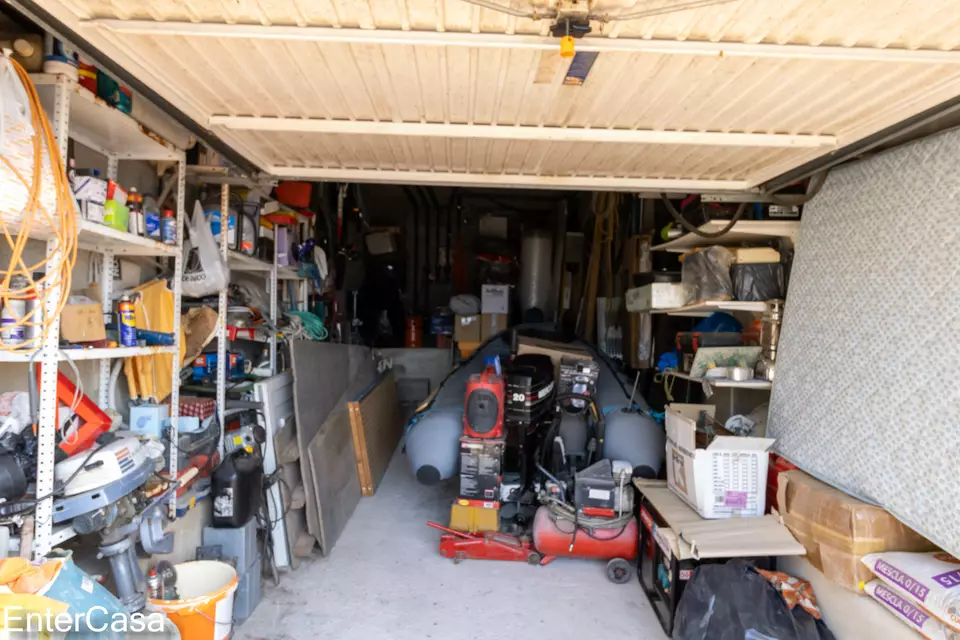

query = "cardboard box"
[
  {"left": 777, "top": 469, "right": 936, "bottom": 592},
  {"left": 480, "top": 313, "right": 507, "bottom": 341},
  {"left": 454, "top": 315, "right": 481, "bottom": 342},
  {"left": 625, "top": 283, "right": 693, "bottom": 312},
  {"left": 365, "top": 230, "right": 398, "bottom": 256},
  {"left": 459, "top": 437, "right": 504, "bottom": 502},
  {"left": 481, "top": 284, "right": 510, "bottom": 314},
  {"left": 72, "top": 175, "right": 108, "bottom": 203},
  {"left": 665, "top": 403, "right": 774, "bottom": 519},
  {"left": 516, "top": 336, "right": 593, "bottom": 379},
  {"left": 60, "top": 298, "right": 106, "bottom": 343}
]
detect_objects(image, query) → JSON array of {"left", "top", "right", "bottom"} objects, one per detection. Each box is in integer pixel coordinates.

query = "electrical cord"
[
  {"left": 660, "top": 194, "right": 748, "bottom": 239},
  {"left": 659, "top": 170, "right": 828, "bottom": 239},
  {"left": 5, "top": 440, "right": 113, "bottom": 513}
]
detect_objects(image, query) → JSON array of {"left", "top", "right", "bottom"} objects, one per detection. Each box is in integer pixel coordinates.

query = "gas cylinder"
[{"left": 531, "top": 505, "right": 638, "bottom": 560}]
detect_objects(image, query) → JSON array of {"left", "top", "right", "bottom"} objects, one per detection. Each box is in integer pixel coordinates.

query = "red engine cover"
[
  {"left": 532, "top": 505, "right": 638, "bottom": 560},
  {"left": 463, "top": 368, "right": 505, "bottom": 439}
]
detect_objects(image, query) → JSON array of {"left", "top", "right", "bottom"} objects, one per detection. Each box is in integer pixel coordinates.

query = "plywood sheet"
[
  {"left": 348, "top": 371, "right": 403, "bottom": 496},
  {"left": 291, "top": 341, "right": 376, "bottom": 538},
  {"left": 307, "top": 406, "right": 363, "bottom": 555}
]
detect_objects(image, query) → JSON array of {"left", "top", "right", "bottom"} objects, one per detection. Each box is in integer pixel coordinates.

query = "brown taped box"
[
  {"left": 777, "top": 469, "right": 936, "bottom": 592},
  {"left": 480, "top": 313, "right": 508, "bottom": 341},
  {"left": 454, "top": 315, "right": 481, "bottom": 343}
]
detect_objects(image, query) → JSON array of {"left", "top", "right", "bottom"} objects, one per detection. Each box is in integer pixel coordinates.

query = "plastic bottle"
[
  {"left": 161, "top": 210, "right": 176, "bottom": 245},
  {"left": 127, "top": 188, "right": 143, "bottom": 236},
  {"left": 144, "top": 196, "right": 161, "bottom": 240}
]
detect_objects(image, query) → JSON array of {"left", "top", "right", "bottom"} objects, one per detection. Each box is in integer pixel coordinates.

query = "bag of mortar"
[
  {"left": 862, "top": 580, "right": 960, "bottom": 640},
  {"left": 862, "top": 551, "right": 960, "bottom": 631}
]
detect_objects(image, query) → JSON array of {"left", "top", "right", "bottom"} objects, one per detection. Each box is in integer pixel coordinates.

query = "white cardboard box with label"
[{"left": 665, "top": 403, "right": 774, "bottom": 519}]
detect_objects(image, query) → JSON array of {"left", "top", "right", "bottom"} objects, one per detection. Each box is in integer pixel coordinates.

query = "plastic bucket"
[{"left": 148, "top": 561, "right": 238, "bottom": 640}]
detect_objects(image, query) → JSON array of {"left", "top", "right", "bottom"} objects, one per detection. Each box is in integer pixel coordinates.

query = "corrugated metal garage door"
[{"left": 28, "top": 0, "right": 960, "bottom": 192}]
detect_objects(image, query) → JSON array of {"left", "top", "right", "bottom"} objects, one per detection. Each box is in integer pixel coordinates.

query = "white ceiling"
[{"left": 35, "top": 0, "right": 960, "bottom": 192}]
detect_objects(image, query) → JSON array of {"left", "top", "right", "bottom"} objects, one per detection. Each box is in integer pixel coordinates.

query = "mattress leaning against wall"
[{"left": 767, "top": 128, "right": 960, "bottom": 558}]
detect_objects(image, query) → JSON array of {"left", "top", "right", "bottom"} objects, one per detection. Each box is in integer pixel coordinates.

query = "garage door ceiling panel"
[
  {"left": 240, "top": 131, "right": 799, "bottom": 179},
  {"left": 106, "top": 31, "right": 960, "bottom": 141},
  {"left": 80, "top": 0, "right": 960, "bottom": 50},
  {"left": 47, "top": 0, "right": 960, "bottom": 189}
]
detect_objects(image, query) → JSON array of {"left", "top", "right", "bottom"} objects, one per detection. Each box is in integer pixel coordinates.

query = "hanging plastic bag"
[
  {"left": 182, "top": 200, "right": 229, "bottom": 298},
  {"left": 0, "top": 56, "right": 58, "bottom": 234}
]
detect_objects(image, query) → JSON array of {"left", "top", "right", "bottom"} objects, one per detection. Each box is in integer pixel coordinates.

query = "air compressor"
[{"left": 532, "top": 458, "right": 638, "bottom": 583}]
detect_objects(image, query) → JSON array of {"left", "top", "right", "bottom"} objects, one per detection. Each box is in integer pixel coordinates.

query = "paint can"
[
  {"left": 1, "top": 275, "right": 30, "bottom": 347},
  {"left": 118, "top": 295, "right": 137, "bottom": 347}
]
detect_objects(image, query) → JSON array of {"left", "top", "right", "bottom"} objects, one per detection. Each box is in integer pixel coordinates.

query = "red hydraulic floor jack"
[{"left": 427, "top": 521, "right": 555, "bottom": 566}]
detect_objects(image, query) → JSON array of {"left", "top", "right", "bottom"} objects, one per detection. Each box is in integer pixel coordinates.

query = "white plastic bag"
[
  {"left": 182, "top": 200, "right": 229, "bottom": 297},
  {"left": 0, "top": 57, "right": 57, "bottom": 233}
]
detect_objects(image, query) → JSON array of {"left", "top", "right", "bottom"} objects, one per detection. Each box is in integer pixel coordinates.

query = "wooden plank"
[
  {"left": 280, "top": 461, "right": 311, "bottom": 569},
  {"left": 307, "top": 406, "right": 362, "bottom": 555},
  {"left": 347, "top": 401, "right": 373, "bottom": 495},
  {"left": 349, "top": 371, "right": 403, "bottom": 497}
]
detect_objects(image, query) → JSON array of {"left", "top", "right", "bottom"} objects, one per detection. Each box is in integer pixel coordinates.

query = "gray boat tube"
[{"left": 405, "top": 332, "right": 664, "bottom": 484}]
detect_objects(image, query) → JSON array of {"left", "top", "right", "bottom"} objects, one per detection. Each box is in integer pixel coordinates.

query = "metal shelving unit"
[
  {"left": 652, "top": 220, "right": 800, "bottom": 253},
  {"left": 24, "top": 73, "right": 187, "bottom": 556},
  {"left": 651, "top": 299, "right": 768, "bottom": 317},
  {"left": 190, "top": 181, "right": 310, "bottom": 453},
  {"left": 666, "top": 371, "right": 773, "bottom": 390}
]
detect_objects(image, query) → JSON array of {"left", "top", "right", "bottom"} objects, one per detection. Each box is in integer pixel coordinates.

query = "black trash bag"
[
  {"left": 731, "top": 263, "right": 785, "bottom": 301},
  {"left": 673, "top": 560, "right": 835, "bottom": 640}
]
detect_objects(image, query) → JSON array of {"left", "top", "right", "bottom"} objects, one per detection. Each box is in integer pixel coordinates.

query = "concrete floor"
[{"left": 236, "top": 449, "right": 665, "bottom": 640}]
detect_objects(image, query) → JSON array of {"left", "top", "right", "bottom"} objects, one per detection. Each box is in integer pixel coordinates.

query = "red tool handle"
[{"left": 427, "top": 521, "right": 474, "bottom": 540}]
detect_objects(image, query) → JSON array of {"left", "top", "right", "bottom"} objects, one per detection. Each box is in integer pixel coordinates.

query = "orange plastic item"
[
  {"left": 405, "top": 317, "right": 422, "bottom": 348},
  {"left": 275, "top": 181, "right": 312, "bottom": 208}
]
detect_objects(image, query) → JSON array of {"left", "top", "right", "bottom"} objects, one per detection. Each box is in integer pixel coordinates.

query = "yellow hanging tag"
[{"left": 560, "top": 35, "right": 575, "bottom": 59}]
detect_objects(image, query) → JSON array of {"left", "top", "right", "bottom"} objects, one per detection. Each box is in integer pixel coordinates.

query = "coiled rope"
[{"left": 0, "top": 55, "right": 78, "bottom": 351}]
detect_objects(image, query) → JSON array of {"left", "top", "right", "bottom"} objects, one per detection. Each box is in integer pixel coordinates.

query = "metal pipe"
[
  {"left": 402, "top": 187, "right": 420, "bottom": 315},
  {"left": 597, "top": 0, "right": 742, "bottom": 22},
  {"left": 414, "top": 187, "right": 432, "bottom": 312},
  {"left": 426, "top": 188, "right": 443, "bottom": 283},
  {"left": 445, "top": 188, "right": 458, "bottom": 283},
  {"left": 457, "top": 0, "right": 538, "bottom": 19}
]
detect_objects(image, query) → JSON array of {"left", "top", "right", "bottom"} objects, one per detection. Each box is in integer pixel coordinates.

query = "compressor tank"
[{"left": 532, "top": 506, "right": 638, "bottom": 560}]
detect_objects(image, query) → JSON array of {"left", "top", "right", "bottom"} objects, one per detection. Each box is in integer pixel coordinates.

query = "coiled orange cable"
[{"left": 0, "top": 56, "right": 79, "bottom": 351}]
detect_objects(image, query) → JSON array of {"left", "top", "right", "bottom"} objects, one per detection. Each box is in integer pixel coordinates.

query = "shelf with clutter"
[{"left": 1, "top": 53, "right": 192, "bottom": 578}]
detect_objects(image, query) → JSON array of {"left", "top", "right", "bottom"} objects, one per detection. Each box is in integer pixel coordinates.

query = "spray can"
[
  {"left": 146, "top": 569, "right": 162, "bottom": 600},
  {"left": 118, "top": 295, "right": 136, "bottom": 347},
  {"left": 1, "top": 275, "right": 30, "bottom": 347}
]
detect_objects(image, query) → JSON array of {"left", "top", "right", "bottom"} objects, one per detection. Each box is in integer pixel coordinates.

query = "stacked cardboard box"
[{"left": 777, "top": 469, "right": 935, "bottom": 591}]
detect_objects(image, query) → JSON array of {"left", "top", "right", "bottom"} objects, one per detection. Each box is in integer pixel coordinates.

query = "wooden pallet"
[{"left": 347, "top": 370, "right": 403, "bottom": 497}]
